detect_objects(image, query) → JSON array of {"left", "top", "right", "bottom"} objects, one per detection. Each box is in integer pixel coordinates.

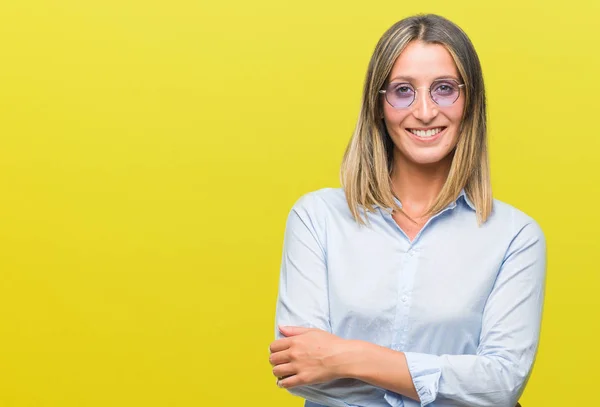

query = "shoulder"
[
  {"left": 490, "top": 198, "right": 546, "bottom": 249},
  {"left": 291, "top": 187, "right": 349, "bottom": 216},
  {"left": 286, "top": 188, "right": 351, "bottom": 236},
  {"left": 283, "top": 188, "right": 348, "bottom": 247}
]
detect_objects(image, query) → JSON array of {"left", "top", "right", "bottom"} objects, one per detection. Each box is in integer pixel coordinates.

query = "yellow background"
[{"left": 0, "top": 0, "right": 598, "bottom": 405}]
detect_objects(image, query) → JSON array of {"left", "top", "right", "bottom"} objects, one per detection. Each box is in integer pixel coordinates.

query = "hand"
[{"left": 268, "top": 326, "right": 350, "bottom": 389}]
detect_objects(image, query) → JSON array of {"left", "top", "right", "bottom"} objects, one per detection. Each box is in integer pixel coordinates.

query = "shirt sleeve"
[
  {"left": 275, "top": 193, "right": 331, "bottom": 335},
  {"left": 385, "top": 219, "right": 547, "bottom": 407},
  {"left": 274, "top": 194, "right": 373, "bottom": 407}
]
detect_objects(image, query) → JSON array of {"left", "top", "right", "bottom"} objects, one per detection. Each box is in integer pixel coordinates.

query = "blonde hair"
[{"left": 340, "top": 14, "right": 492, "bottom": 225}]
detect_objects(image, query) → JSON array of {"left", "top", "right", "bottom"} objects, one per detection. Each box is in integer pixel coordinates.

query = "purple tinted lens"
[
  {"left": 431, "top": 80, "right": 459, "bottom": 106},
  {"left": 388, "top": 83, "right": 414, "bottom": 108}
]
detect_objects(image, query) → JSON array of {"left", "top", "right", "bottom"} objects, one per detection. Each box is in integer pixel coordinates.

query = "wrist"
[{"left": 329, "top": 339, "right": 367, "bottom": 379}]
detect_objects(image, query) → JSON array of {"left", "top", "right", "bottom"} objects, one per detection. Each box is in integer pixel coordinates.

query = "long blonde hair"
[{"left": 340, "top": 14, "right": 492, "bottom": 225}]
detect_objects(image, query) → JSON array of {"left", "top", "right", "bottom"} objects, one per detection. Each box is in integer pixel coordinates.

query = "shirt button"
[
  {"left": 401, "top": 295, "right": 408, "bottom": 302},
  {"left": 408, "top": 250, "right": 414, "bottom": 257}
]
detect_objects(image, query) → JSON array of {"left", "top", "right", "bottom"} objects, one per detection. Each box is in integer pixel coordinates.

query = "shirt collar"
[
  {"left": 457, "top": 189, "right": 476, "bottom": 211},
  {"left": 372, "top": 188, "right": 476, "bottom": 212}
]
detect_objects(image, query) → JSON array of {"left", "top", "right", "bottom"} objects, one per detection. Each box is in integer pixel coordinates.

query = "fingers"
[
  {"left": 277, "top": 373, "right": 303, "bottom": 389},
  {"left": 269, "top": 349, "right": 290, "bottom": 366},
  {"left": 278, "top": 325, "right": 315, "bottom": 337},
  {"left": 269, "top": 338, "right": 291, "bottom": 353},
  {"left": 272, "top": 362, "right": 296, "bottom": 379}
]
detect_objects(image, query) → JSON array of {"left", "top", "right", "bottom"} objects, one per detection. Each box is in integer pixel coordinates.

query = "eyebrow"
[{"left": 389, "top": 75, "right": 460, "bottom": 82}]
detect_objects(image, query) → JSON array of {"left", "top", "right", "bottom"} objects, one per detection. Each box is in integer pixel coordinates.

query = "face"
[{"left": 382, "top": 40, "right": 465, "bottom": 168}]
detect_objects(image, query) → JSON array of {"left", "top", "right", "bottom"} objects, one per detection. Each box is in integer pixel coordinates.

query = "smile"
[{"left": 406, "top": 127, "right": 446, "bottom": 138}]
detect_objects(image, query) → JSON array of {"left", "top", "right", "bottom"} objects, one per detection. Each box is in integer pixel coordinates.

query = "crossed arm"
[
  {"left": 269, "top": 325, "right": 419, "bottom": 400},
  {"left": 270, "top": 197, "right": 546, "bottom": 407}
]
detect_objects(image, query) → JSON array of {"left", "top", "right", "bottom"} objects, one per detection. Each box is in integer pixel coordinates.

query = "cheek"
[
  {"left": 450, "top": 100, "right": 465, "bottom": 124},
  {"left": 382, "top": 105, "right": 395, "bottom": 123},
  {"left": 444, "top": 119, "right": 462, "bottom": 150},
  {"left": 383, "top": 107, "right": 410, "bottom": 129},
  {"left": 443, "top": 138, "right": 455, "bottom": 150},
  {"left": 445, "top": 103, "right": 464, "bottom": 144}
]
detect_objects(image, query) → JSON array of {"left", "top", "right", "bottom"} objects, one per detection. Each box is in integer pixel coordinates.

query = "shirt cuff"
[
  {"left": 403, "top": 352, "right": 442, "bottom": 406},
  {"left": 383, "top": 390, "right": 404, "bottom": 407}
]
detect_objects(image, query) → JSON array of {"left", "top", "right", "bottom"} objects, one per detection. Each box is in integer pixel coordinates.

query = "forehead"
[{"left": 389, "top": 41, "right": 459, "bottom": 82}]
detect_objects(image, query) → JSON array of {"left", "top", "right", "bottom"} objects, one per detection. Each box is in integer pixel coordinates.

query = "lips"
[
  {"left": 406, "top": 127, "right": 446, "bottom": 138},
  {"left": 405, "top": 126, "right": 448, "bottom": 143}
]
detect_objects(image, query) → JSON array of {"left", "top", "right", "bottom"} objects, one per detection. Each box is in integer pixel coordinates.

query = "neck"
[{"left": 390, "top": 152, "right": 453, "bottom": 218}]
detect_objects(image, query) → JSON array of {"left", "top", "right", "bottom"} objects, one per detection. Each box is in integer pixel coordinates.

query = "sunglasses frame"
[{"left": 379, "top": 79, "right": 465, "bottom": 109}]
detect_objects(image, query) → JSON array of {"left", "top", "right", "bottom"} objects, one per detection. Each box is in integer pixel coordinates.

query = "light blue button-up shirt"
[{"left": 274, "top": 187, "right": 546, "bottom": 407}]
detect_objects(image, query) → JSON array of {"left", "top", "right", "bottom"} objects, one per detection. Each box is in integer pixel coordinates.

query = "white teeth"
[{"left": 408, "top": 127, "right": 444, "bottom": 138}]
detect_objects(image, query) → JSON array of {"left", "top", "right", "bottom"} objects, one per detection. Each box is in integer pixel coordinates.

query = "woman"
[{"left": 269, "top": 14, "right": 545, "bottom": 407}]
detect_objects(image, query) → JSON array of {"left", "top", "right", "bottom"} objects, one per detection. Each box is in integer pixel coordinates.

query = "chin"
[
  {"left": 412, "top": 156, "right": 450, "bottom": 166},
  {"left": 400, "top": 149, "right": 456, "bottom": 167}
]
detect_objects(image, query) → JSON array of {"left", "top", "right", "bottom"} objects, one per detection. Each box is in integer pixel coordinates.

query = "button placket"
[{"left": 395, "top": 248, "right": 419, "bottom": 348}]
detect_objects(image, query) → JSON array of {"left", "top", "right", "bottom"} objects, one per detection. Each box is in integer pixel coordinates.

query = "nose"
[{"left": 412, "top": 88, "right": 438, "bottom": 123}]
